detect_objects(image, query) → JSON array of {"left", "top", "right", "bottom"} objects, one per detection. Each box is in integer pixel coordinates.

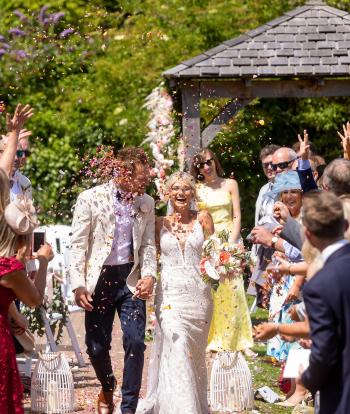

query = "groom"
[{"left": 69, "top": 147, "right": 157, "bottom": 414}]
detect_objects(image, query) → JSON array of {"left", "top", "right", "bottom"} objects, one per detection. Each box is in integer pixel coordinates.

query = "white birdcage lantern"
[
  {"left": 31, "top": 352, "right": 74, "bottom": 413},
  {"left": 210, "top": 351, "right": 254, "bottom": 413}
]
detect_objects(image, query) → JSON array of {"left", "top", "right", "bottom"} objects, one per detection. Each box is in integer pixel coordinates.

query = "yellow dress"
[{"left": 197, "top": 183, "right": 254, "bottom": 351}]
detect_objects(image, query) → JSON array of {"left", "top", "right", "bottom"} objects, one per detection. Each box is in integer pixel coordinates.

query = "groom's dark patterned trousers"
[{"left": 85, "top": 263, "right": 146, "bottom": 413}]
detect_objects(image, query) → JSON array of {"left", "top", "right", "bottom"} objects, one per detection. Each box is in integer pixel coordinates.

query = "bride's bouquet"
[{"left": 200, "top": 230, "right": 249, "bottom": 291}]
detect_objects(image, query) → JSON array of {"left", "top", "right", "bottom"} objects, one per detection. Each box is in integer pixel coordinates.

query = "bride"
[{"left": 137, "top": 171, "right": 214, "bottom": 414}]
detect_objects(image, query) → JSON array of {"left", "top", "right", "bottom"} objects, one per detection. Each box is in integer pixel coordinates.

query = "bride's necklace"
[{"left": 170, "top": 213, "right": 196, "bottom": 246}]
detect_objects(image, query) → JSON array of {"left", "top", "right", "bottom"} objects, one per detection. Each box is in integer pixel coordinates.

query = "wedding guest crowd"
[
  {"left": 252, "top": 126, "right": 350, "bottom": 413},
  {"left": 1, "top": 100, "right": 350, "bottom": 414}
]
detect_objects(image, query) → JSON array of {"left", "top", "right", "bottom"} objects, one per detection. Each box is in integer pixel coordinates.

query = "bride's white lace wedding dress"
[{"left": 137, "top": 220, "right": 213, "bottom": 414}]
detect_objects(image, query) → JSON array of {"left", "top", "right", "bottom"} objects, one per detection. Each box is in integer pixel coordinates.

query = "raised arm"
[
  {"left": 337, "top": 122, "right": 350, "bottom": 160},
  {"left": 0, "top": 104, "right": 34, "bottom": 177},
  {"left": 297, "top": 130, "right": 318, "bottom": 192}
]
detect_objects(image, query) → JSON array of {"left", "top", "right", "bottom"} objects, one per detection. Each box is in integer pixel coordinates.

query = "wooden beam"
[
  {"left": 201, "top": 99, "right": 251, "bottom": 147},
  {"left": 200, "top": 79, "right": 350, "bottom": 99},
  {"left": 181, "top": 81, "right": 201, "bottom": 169}
]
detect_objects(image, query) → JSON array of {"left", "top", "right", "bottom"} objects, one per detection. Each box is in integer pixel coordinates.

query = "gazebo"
[{"left": 163, "top": 0, "right": 350, "bottom": 164}]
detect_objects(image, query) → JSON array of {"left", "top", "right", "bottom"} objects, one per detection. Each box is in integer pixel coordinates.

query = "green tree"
[{"left": 0, "top": 0, "right": 348, "bottom": 231}]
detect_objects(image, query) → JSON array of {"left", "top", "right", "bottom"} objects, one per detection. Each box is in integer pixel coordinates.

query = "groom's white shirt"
[
  {"left": 69, "top": 181, "right": 157, "bottom": 294},
  {"left": 104, "top": 186, "right": 135, "bottom": 265}
]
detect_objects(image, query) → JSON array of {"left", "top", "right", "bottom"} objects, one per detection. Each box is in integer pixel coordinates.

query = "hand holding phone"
[
  {"left": 36, "top": 244, "right": 54, "bottom": 263},
  {"left": 32, "top": 231, "right": 45, "bottom": 254}
]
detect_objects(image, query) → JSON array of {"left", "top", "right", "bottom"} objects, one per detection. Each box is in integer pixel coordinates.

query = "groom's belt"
[
  {"left": 103, "top": 262, "right": 134, "bottom": 269},
  {"left": 100, "top": 262, "right": 134, "bottom": 280}
]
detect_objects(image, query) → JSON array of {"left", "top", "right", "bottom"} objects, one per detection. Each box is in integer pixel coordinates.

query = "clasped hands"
[
  {"left": 75, "top": 276, "right": 155, "bottom": 311},
  {"left": 250, "top": 201, "right": 290, "bottom": 246},
  {"left": 134, "top": 276, "right": 155, "bottom": 300}
]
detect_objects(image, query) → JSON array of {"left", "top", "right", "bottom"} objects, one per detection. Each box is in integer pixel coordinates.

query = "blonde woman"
[
  {"left": 138, "top": 171, "right": 214, "bottom": 414},
  {"left": 191, "top": 149, "right": 254, "bottom": 356},
  {"left": 0, "top": 169, "right": 53, "bottom": 414}
]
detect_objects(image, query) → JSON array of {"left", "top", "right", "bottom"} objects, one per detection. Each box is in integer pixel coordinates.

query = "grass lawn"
[{"left": 246, "top": 296, "right": 294, "bottom": 414}]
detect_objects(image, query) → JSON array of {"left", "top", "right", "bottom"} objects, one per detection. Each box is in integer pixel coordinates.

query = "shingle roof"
[{"left": 164, "top": 0, "right": 350, "bottom": 79}]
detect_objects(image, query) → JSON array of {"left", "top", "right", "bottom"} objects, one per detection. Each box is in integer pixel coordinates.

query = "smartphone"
[{"left": 33, "top": 231, "right": 46, "bottom": 254}]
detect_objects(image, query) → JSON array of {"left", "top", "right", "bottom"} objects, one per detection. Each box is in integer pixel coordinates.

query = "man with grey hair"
[
  {"left": 252, "top": 132, "right": 317, "bottom": 249},
  {"left": 272, "top": 131, "right": 317, "bottom": 193},
  {"left": 271, "top": 146, "right": 298, "bottom": 174},
  {"left": 322, "top": 158, "right": 350, "bottom": 196}
]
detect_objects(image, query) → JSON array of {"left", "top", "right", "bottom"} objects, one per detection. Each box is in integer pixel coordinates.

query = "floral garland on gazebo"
[{"left": 142, "top": 83, "right": 181, "bottom": 199}]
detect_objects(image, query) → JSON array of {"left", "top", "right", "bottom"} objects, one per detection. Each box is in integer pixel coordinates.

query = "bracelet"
[
  {"left": 287, "top": 263, "right": 293, "bottom": 275},
  {"left": 275, "top": 324, "right": 280, "bottom": 335}
]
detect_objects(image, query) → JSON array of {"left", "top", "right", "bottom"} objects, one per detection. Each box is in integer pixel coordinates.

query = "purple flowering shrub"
[
  {"left": 0, "top": 4, "right": 107, "bottom": 223},
  {"left": 0, "top": 5, "right": 103, "bottom": 88}
]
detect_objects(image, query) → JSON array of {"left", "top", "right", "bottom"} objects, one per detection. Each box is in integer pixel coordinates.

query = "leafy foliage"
[
  {"left": 22, "top": 279, "right": 69, "bottom": 344},
  {"left": 0, "top": 0, "right": 348, "bottom": 231}
]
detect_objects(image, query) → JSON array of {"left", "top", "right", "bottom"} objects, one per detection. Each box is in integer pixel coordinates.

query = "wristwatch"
[{"left": 271, "top": 235, "right": 279, "bottom": 249}]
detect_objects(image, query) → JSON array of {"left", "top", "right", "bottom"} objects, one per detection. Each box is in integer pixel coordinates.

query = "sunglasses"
[
  {"left": 272, "top": 158, "right": 296, "bottom": 171},
  {"left": 197, "top": 158, "right": 214, "bottom": 169},
  {"left": 262, "top": 161, "right": 273, "bottom": 169},
  {"left": 16, "top": 149, "right": 31, "bottom": 158}
]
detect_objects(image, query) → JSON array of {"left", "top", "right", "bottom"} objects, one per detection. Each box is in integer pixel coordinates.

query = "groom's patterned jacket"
[{"left": 69, "top": 181, "right": 156, "bottom": 294}]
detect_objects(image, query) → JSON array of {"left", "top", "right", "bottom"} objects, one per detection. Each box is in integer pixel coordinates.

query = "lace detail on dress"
[
  {"left": 159, "top": 220, "right": 204, "bottom": 267},
  {"left": 137, "top": 220, "right": 213, "bottom": 414}
]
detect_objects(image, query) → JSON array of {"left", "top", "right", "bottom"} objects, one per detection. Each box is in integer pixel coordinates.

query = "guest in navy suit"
[{"left": 300, "top": 190, "right": 350, "bottom": 414}]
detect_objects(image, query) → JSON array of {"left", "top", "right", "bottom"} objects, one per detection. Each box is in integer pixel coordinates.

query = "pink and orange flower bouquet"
[{"left": 200, "top": 230, "right": 249, "bottom": 291}]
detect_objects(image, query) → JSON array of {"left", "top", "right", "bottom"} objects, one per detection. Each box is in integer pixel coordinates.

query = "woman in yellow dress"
[{"left": 191, "top": 148, "right": 254, "bottom": 355}]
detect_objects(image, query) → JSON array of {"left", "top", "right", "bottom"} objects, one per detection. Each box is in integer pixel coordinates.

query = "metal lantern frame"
[
  {"left": 210, "top": 351, "right": 254, "bottom": 413},
  {"left": 31, "top": 352, "right": 74, "bottom": 414}
]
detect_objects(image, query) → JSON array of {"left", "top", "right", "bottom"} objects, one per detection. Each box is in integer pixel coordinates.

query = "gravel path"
[{"left": 23, "top": 311, "right": 151, "bottom": 413}]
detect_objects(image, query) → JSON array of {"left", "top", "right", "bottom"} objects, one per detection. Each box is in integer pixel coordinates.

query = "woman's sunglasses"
[
  {"left": 16, "top": 149, "right": 31, "bottom": 158},
  {"left": 262, "top": 161, "right": 273, "bottom": 169},
  {"left": 271, "top": 158, "right": 296, "bottom": 171},
  {"left": 197, "top": 158, "right": 214, "bottom": 169}
]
